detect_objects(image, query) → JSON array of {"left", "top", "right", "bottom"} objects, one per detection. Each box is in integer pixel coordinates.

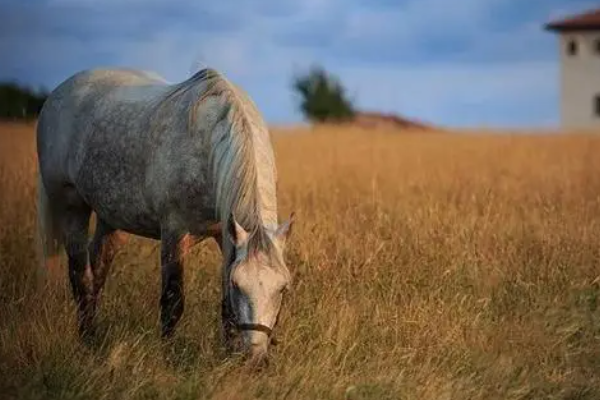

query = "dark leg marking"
[
  {"left": 219, "top": 238, "right": 237, "bottom": 353},
  {"left": 62, "top": 206, "right": 94, "bottom": 337},
  {"left": 160, "top": 232, "right": 185, "bottom": 338},
  {"left": 221, "top": 294, "right": 237, "bottom": 353},
  {"left": 88, "top": 219, "right": 121, "bottom": 311}
]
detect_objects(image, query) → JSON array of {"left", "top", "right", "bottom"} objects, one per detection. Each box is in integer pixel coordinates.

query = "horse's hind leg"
[
  {"left": 61, "top": 204, "right": 94, "bottom": 336},
  {"left": 89, "top": 219, "right": 123, "bottom": 303}
]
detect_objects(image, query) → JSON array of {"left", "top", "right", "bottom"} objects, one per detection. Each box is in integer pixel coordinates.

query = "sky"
[{"left": 0, "top": 0, "right": 597, "bottom": 128}]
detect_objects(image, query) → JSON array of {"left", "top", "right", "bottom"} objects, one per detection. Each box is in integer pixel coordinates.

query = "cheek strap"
[{"left": 237, "top": 323, "right": 279, "bottom": 346}]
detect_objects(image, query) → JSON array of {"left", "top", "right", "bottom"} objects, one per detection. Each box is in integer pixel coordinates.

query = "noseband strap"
[{"left": 237, "top": 323, "right": 273, "bottom": 337}]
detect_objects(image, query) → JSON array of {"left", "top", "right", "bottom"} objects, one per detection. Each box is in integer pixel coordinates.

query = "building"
[{"left": 546, "top": 8, "right": 600, "bottom": 129}]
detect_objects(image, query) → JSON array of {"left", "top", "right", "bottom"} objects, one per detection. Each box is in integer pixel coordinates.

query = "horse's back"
[
  {"left": 38, "top": 68, "right": 169, "bottom": 132},
  {"left": 38, "top": 69, "right": 169, "bottom": 175},
  {"left": 36, "top": 69, "right": 176, "bottom": 236}
]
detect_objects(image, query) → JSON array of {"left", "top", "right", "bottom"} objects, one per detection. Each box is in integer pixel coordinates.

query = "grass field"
[{"left": 1, "top": 122, "right": 600, "bottom": 399}]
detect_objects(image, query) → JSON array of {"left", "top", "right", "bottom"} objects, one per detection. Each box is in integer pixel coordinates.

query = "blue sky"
[{"left": 0, "top": 0, "right": 597, "bottom": 128}]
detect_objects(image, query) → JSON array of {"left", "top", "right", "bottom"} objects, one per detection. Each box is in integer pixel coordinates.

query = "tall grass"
[{"left": 1, "top": 123, "right": 600, "bottom": 399}]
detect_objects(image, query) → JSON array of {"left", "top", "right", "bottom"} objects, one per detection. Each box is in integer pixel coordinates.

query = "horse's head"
[{"left": 222, "top": 213, "right": 294, "bottom": 365}]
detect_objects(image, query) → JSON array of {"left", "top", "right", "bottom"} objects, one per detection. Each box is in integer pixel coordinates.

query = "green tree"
[
  {"left": 292, "top": 65, "right": 355, "bottom": 123},
  {"left": 0, "top": 82, "right": 48, "bottom": 120}
]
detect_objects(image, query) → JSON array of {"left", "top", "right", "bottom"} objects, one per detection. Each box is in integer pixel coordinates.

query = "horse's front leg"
[
  {"left": 221, "top": 293, "right": 237, "bottom": 353},
  {"left": 160, "top": 232, "right": 186, "bottom": 338},
  {"left": 212, "top": 232, "right": 236, "bottom": 352}
]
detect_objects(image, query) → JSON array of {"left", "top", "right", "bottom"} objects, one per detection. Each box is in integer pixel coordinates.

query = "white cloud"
[{"left": 4, "top": 0, "right": 598, "bottom": 127}]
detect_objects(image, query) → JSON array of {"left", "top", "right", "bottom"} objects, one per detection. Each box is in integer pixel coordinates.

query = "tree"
[
  {"left": 292, "top": 65, "right": 355, "bottom": 123},
  {"left": 0, "top": 82, "right": 48, "bottom": 120}
]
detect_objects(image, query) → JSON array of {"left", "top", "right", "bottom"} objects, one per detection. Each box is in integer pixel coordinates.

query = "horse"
[{"left": 36, "top": 67, "right": 295, "bottom": 364}]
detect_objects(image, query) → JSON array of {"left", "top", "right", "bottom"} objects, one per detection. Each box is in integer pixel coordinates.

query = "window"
[
  {"left": 595, "top": 95, "right": 600, "bottom": 117},
  {"left": 567, "top": 39, "right": 578, "bottom": 56}
]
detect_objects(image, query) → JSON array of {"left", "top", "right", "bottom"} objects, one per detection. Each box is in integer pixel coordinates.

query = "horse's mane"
[{"left": 170, "top": 68, "right": 278, "bottom": 252}]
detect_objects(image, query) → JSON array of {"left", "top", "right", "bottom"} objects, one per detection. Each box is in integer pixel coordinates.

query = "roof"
[{"left": 545, "top": 8, "right": 600, "bottom": 32}]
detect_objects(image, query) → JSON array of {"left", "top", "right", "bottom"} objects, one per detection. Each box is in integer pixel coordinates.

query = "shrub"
[{"left": 292, "top": 65, "right": 355, "bottom": 123}]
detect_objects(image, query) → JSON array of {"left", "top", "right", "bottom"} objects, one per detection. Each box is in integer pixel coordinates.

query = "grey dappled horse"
[{"left": 36, "top": 67, "right": 294, "bottom": 364}]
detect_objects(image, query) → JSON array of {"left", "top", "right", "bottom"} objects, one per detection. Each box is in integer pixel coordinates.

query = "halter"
[{"left": 236, "top": 323, "right": 279, "bottom": 346}]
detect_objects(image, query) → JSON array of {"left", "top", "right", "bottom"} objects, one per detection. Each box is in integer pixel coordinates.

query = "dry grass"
[{"left": 1, "top": 122, "right": 600, "bottom": 399}]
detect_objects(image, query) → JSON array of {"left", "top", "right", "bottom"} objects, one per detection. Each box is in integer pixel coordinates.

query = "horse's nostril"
[{"left": 270, "top": 337, "right": 279, "bottom": 346}]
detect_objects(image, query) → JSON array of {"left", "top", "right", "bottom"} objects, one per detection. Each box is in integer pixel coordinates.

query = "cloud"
[
  {"left": 0, "top": 0, "right": 598, "bottom": 127},
  {"left": 332, "top": 61, "right": 558, "bottom": 127}
]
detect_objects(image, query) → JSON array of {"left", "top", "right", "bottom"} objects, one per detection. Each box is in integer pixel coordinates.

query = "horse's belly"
[
  {"left": 82, "top": 184, "right": 160, "bottom": 239},
  {"left": 91, "top": 197, "right": 161, "bottom": 240}
]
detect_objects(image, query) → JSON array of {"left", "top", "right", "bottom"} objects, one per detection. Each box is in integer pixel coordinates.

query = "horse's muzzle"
[{"left": 236, "top": 323, "right": 277, "bottom": 366}]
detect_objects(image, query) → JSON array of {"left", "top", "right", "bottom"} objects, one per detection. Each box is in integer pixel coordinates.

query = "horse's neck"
[
  {"left": 250, "top": 130, "right": 278, "bottom": 231},
  {"left": 209, "top": 114, "right": 278, "bottom": 233},
  {"left": 256, "top": 197, "right": 278, "bottom": 232}
]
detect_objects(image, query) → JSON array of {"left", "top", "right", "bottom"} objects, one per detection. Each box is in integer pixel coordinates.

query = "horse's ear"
[
  {"left": 274, "top": 212, "right": 295, "bottom": 244},
  {"left": 228, "top": 213, "right": 249, "bottom": 247}
]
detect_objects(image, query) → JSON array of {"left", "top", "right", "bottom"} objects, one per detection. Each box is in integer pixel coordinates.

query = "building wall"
[{"left": 559, "top": 31, "right": 600, "bottom": 129}]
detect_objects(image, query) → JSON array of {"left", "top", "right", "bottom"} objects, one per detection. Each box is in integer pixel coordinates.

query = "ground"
[{"left": 1, "top": 122, "right": 600, "bottom": 399}]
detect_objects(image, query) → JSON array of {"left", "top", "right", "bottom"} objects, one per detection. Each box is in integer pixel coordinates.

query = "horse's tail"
[{"left": 36, "top": 171, "right": 62, "bottom": 278}]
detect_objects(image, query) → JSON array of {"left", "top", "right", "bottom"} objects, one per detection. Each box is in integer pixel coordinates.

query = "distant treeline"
[{"left": 0, "top": 82, "right": 48, "bottom": 120}]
